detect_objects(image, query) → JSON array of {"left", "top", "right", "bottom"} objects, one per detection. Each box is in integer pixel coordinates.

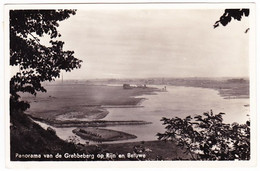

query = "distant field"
[{"left": 22, "top": 84, "right": 158, "bottom": 121}]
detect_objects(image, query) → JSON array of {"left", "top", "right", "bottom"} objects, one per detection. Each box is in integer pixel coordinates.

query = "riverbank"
[
  {"left": 29, "top": 115, "right": 152, "bottom": 127},
  {"left": 73, "top": 128, "right": 137, "bottom": 142},
  {"left": 22, "top": 84, "right": 159, "bottom": 123}
]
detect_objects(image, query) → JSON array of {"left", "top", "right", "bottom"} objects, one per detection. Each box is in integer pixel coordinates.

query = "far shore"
[{"left": 86, "top": 78, "right": 249, "bottom": 99}]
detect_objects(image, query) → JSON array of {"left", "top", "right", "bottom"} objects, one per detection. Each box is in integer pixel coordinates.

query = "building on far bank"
[
  {"left": 123, "top": 84, "right": 147, "bottom": 89},
  {"left": 123, "top": 84, "right": 132, "bottom": 89}
]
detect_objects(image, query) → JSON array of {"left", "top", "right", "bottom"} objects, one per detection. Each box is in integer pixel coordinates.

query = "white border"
[{"left": 1, "top": 1, "right": 259, "bottom": 170}]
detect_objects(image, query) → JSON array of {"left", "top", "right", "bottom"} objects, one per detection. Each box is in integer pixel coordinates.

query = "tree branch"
[{"left": 27, "top": 32, "right": 41, "bottom": 45}]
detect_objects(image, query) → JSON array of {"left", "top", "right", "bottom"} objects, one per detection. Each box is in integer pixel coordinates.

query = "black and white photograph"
[{"left": 4, "top": 2, "right": 257, "bottom": 167}]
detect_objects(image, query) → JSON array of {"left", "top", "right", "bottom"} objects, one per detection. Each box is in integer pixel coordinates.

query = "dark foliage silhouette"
[
  {"left": 214, "top": 9, "right": 249, "bottom": 28},
  {"left": 10, "top": 10, "right": 82, "bottom": 112},
  {"left": 157, "top": 110, "right": 250, "bottom": 160}
]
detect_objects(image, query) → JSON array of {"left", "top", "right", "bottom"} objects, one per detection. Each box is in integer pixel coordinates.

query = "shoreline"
[
  {"left": 73, "top": 127, "right": 137, "bottom": 142},
  {"left": 29, "top": 115, "right": 152, "bottom": 128}
]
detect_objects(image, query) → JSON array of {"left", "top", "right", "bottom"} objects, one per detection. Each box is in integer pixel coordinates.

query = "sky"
[{"left": 43, "top": 6, "right": 250, "bottom": 80}]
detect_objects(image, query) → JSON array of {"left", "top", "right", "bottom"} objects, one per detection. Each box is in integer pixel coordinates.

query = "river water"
[
  {"left": 101, "top": 85, "right": 249, "bottom": 143},
  {"left": 35, "top": 85, "right": 250, "bottom": 144}
]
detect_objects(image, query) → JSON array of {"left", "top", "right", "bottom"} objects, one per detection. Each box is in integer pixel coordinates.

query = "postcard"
[{"left": 4, "top": 2, "right": 257, "bottom": 168}]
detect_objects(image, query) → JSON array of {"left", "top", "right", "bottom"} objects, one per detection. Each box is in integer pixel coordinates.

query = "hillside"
[{"left": 10, "top": 112, "right": 84, "bottom": 161}]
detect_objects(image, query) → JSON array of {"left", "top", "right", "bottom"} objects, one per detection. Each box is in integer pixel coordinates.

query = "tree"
[
  {"left": 10, "top": 10, "right": 82, "bottom": 112},
  {"left": 214, "top": 9, "right": 249, "bottom": 28},
  {"left": 157, "top": 110, "right": 250, "bottom": 160}
]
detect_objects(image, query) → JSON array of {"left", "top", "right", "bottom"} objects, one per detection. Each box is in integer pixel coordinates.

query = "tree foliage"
[
  {"left": 157, "top": 110, "right": 250, "bottom": 160},
  {"left": 214, "top": 9, "right": 249, "bottom": 28},
  {"left": 10, "top": 10, "right": 82, "bottom": 112}
]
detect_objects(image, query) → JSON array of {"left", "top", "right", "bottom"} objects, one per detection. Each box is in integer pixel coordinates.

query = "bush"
[{"left": 157, "top": 110, "right": 250, "bottom": 160}]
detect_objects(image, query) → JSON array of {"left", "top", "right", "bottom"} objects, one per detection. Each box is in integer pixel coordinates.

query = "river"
[
  {"left": 34, "top": 85, "right": 250, "bottom": 144},
  {"left": 101, "top": 85, "right": 249, "bottom": 143}
]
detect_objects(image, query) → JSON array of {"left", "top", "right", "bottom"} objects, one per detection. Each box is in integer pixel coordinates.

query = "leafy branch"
[
  {"left": 214, "top": 9, "right": 249, "bottom": 29},
  {"left": 157, "top": 110, "right": 250, "bottom": 160},
  {"left": 10, "top": 10, "right": 82, "bottom": 112}
]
